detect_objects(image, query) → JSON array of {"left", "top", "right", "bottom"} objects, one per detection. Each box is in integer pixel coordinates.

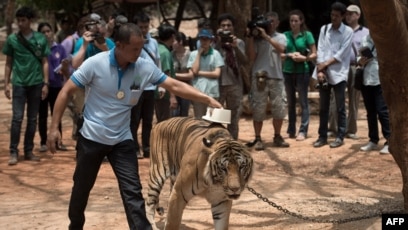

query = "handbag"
[
  {"left": 354, "top": 44, "right": 376, "bottom": 90},
  {"left": 354, "top": 67, "right": 364, "bottom": 90}
]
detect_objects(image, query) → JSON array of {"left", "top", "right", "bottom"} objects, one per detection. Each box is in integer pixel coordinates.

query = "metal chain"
[{"left": 246, "top": 185, "right": 403, "bottom": 224}]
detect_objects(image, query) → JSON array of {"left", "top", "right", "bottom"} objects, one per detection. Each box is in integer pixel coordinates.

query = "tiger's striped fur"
[{"left": 146, "top": 117, "right": 253, "bottom": 230}]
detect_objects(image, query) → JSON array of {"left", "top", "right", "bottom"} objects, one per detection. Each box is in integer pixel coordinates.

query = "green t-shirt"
[
  {"left": 2, "top": 31, "right": 50, "bottom": 86},
  {"left": 155, "top": 43, "right": 175, "bottom": 99},
  {"left": 283, "top": 31, "right": 315, "bottom": 74}
]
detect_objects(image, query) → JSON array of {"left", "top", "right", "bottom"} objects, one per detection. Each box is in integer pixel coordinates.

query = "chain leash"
[{"left": 246, "top": 185, "right": 403, "bottom": 224}]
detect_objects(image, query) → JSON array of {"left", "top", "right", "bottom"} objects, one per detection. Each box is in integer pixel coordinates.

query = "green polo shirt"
[
  {"left": 155, "top": 43, "right": 175, "bottom": 99},
  {"left": 2, "top": 31, "right": 50, "bottom": 86},
  {"left": 282, "top": 31, "right": 315, "bottom": 74}
]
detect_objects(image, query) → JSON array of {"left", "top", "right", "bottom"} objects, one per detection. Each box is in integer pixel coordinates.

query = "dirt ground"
[{"left": 0, "top": 57, "right": 404, "bottom": 230}]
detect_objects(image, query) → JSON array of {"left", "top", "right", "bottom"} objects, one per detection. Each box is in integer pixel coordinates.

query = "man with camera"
[
  {"left": 71, "top": 13, "right": 115, "bottom": 69},
  {"left": 214, "top": 13, "right": 247, "bottom": 140},
  {"left": 68, "top": 14, "right": 115, "bottom": 144},
  {"left": 246, "top": 11, "right": 289, "bottom": 150},
  {"left": 313, "top": 2, "right": 353, "bottom": 148}
]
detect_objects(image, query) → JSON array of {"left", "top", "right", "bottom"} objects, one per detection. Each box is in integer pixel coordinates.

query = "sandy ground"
[{"left": 0, "top": 58, "right": 404, "bottom": 230}]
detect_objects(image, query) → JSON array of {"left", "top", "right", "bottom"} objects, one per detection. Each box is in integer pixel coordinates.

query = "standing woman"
[
  {"left": 37, "top": 22, "right": 70, "bottom": 152},
  {"left": 282, "top": 9, "right": 316, "bottom": 141},
  {"left": 172, "top": 31, "right": 192, "bottom": 117}
]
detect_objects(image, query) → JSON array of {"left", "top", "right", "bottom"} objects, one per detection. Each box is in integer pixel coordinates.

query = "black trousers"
[
  {"left": 68, "top": 135, "right": 151, "bottom": 230},
  {"left": 130, "top": 90, "right": 155, "bottom": 155}
]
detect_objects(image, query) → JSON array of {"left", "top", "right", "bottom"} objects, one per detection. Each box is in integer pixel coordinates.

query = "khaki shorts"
[{"left": 250, "top": 78, "right": 287, "bottom": 121}]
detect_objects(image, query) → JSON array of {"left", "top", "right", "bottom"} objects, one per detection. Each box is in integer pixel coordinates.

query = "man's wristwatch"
[{"left": 43, "top": 82, "right": 49, "bottom": 86}]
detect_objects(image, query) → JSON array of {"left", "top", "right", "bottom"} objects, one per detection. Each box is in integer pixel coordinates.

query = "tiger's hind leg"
[{"left": 211, "top": 200, "right": 233, "bottom": 230}]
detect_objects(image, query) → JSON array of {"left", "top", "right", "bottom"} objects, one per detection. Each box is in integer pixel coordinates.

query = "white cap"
[
  {"left": 202, "top": 108, "right": 231, "bottom": 124},
  {"left": 347, "top": 5, "right": 361, "bottom": 14}
]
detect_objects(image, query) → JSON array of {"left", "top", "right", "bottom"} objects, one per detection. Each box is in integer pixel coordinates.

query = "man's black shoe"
[
  {"left": 313, "top": 139, "right": 328, "bottom": 148},
  {"left": 330, "top": 138, "right": 344, "bottom": 148}
]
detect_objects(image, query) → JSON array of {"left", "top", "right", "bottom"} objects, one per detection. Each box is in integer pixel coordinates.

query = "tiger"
[{"left": 145, "top": 116, "right": 253, "bottom": 230}]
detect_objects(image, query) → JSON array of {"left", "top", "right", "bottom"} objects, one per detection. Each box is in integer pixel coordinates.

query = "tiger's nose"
[{"left": 229, "top": 186, "right": 240, "bottom": 193}]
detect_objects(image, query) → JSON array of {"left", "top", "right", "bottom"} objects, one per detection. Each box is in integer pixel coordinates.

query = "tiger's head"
[{"left": 203, "top": 134, "right": 253, "bottom": 200}]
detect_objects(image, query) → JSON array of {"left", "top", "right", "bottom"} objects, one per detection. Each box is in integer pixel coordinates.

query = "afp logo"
[{"left": 382, "top": 214, "right": 408, "bottom": 230}]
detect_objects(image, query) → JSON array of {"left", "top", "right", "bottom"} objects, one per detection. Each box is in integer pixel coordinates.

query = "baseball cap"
[
  {"left": 90, "top": 13, "right": 101, "bottom": 22},
  {"left": 198, "top": 29, "right": 214, "bottom": 39},
  {"left": 347, "top": 5, "right": 361, "bottom": 14}
]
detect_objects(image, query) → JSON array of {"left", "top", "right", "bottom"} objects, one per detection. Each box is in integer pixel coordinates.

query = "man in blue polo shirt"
[{"left": 46, "top": 23, "right": 221, "bottom": 230}]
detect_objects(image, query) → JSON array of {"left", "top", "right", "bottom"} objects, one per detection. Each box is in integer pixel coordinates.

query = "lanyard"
[{"left": 117, "top": 67, "right": 124, "bottom": 89}]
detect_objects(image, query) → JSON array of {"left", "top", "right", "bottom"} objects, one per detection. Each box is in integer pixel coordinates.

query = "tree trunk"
[
  {"left": 5, "top": 0, "right": 15, "bottom": 36},
  {"left": 360, "top": 0, "right": 408, "bottom": 212}
]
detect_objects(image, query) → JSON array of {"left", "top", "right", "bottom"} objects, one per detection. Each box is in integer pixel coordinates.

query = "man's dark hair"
[
  {"left": 331, "top": 2, "right": 347, "bottom": 15},
  {"left": 217, "top": 13, "right": 235, "bottom": 26},
  {"left": 265, "top": 11, "right": 279, "bottom": 20},
  {"left": 16, "top": 6, "right": 35, "bottom": 19},
  {"left": 175, "top": 31, "right": 187, "bottom": 44},
  {"left": 114, "top": 22, "right": 143, "bottom": 43},
  {"left": 132, "top": 12, "right": 150, "bottom": 24},
  {"left": 158, "top": 24, "right": 176, "bottom": 41}
]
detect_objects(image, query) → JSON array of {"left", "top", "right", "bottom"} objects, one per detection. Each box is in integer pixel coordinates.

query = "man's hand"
[
  {"left": 82, "top": 31, "right": 94, "bottom": 44},
  {"left": 158, "top": 87, "right": 166, "bottom": 99},
  {"left": 208, "top": 97, "right": 223, "bottom": 109},
  {"left": 41, "top": 85, "right": 48, "bottom": 100},
  {"left": 257, "top": 27, "right": 268, "bottom": 39},
  {"left": 358, "top": 56, "right": 370, "bottom": 66},
  {"left": 198, "top": 47, "right": 205, "bottom": 55},
  {"left": 47, "top": 128, "right": 61, "bottom": 154},
  {"left": 170, "top": 96, "right": 178, "bottom": 109},
  {"left": 317, "top": 62, "right": 328, "bottom": 72},
  {"left": 4, "top": 84, "right": 11, "bottom": 100}
]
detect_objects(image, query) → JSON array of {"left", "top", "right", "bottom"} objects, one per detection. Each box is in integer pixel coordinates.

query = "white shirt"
[
  {"left": 252, "top": 32, "right": 286, "bottom": 80},
  {"left": 358, "top": 34, "right": 380, "bottom": 86},
  {"left": 314, "top": 23, "right": 353, "bottom": 85}
]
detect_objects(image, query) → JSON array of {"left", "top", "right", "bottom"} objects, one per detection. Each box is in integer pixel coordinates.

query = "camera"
[
  {"left": 54, "top": 54, "right": 73, "bottom": 74},
  {"left": 85, "top": 21, "right": 105, "bottom": 44},
  {"left": 314, "top": 71, "right": 329, "bottom": 90},
  {"left": 247, "top": 7, "right": 270, "bottom": 38},
  {"left": 218, "top": 30, "right": 233, "bottom": 44}
]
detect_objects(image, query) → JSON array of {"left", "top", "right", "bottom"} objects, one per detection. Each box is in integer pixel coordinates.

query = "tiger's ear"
[{"left": 203, "top": 137, "right": 213, "bottom": 147}]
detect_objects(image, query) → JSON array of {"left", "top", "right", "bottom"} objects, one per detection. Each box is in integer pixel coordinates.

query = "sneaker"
[
  {"left": 39, "top": 145, "right": 48, "bottom": 152},
  {"left": 288, "top": 133, "right": 296, "bottom": 139},
  {"left": 360, "top": 142, "right": 378, "bottom": 152},
  {"left": 273, "top": 135, "right": 290, "bottom": 148},
  {"left": 380, "top": 145, "right": 390, "bottom": 155},
  {"left": 329, "top": 138, "right": 344, "bottom": 148},
  {"left": 346, "top": 133, "right": 359, "bottom": 140},
  {"left": 296, "top": 132, "right": 306, "bottom": 141},
  {"left": 254, "top": 140, "right": 265, "bottom": 151},
  {"left": 8, "top": 155, "right": 18, "bottom": 165}
]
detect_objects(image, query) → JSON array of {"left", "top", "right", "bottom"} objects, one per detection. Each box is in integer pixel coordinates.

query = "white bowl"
[{"left": 202, "top": 108, "right": 231, "bottom": 124}]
